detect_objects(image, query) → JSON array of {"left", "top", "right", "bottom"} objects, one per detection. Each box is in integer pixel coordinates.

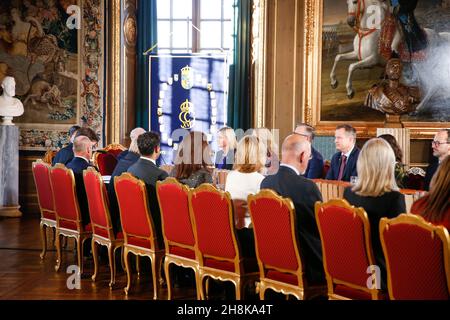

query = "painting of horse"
[{"left": 321, "top": 0, "right": 450, "bottom": 122}]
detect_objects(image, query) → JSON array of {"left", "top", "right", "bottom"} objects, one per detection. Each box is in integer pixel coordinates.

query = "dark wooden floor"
[{"left": 0, "top": 216, "right": 197, "bottom": 300}]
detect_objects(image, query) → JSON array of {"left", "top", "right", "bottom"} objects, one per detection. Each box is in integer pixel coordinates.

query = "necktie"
[{"left": 337, "top": 154, "right": 347, "bottom": 181}]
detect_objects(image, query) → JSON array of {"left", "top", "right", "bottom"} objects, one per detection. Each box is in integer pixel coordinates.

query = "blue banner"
[{"left": 149, "top": 54, "right": 229, "bottom": 164}]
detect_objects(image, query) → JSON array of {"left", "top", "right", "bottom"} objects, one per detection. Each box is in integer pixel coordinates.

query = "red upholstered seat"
[
  {"left": 95, "top": 152, "right": 118, "bottom": 176},
  {"left": 114, "top": 173, "right": 164, "bottom": 299},
  {"left": 49, "top": 164, "right": 91, "bottom": 275},
  {"left": 32, "top": 160, "right": 57, "bottom": 259},
  {"left": 380, "top": 214, "right": 450, "bottom": 300},
  {"left": 156, "top": 178, "right": 200, "bottom": 299},
  {"left": 83, "top": 167, "right": 124, "bottom": 287},
  {"left": 315, "top": 199, "right": 383, "bottom": 300},
  {"left": 189, "top": 184, "right": 258, "bottom": 300},
  {"left": 248, "top": 190, "right": 322, "bottom": 300}
]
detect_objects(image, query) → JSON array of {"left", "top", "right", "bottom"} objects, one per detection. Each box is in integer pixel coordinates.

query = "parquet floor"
[{"left": 0, "top": 217, "right": 197, "bottom": 300}]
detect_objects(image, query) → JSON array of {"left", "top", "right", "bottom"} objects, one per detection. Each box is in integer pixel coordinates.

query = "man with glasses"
[
  {"left": 424, "top": 129, "right": 450, "bottom": 190},
  {"left": 294, "top": 123, "right": 324, "bottom": 179}
]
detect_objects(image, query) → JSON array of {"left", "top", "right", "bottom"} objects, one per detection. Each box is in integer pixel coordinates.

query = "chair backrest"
[
  {"left": 114, "top": 173, "right": 157, "bottom": 249},
  {"left": 49, "top": 164, "right": 83, "bottom": 228},
  {"left": 315, "top": 199, "right": 379, "bottom": 294},
  {"left": 189, "top": 184, "right": 239, "bottom": 267},
  {"left": 104, "top": 143, "right": 126, "bottom": 158},
  {"left": 83, "top": 167, "right": 115, "bottom": 239},
  {"left": 94, "top": 152, "right": 118, "bottom": 176},
  {"left": 156, "top": 178, "right": 195, "bottom": 249},
  {"left": 248, "top": 190, "right": 302, "bottom": 280},
  {"left": 380, "top": 214, "right": 450, "bottom": 300},
  {"left": 32, "top": 160, "right": 55, "bottom": 217}
]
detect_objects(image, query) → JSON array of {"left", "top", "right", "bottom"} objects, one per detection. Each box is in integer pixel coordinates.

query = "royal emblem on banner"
[
  {"left": 179, "top": 99, "right": 195, "bottom": 129},
  {"left": 181, "top": 65, "right": 194, "bottom": 90}
]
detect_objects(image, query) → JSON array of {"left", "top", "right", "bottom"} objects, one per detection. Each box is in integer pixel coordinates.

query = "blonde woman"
[
  {"left": 215, "top": 126, "right": 237, "bottom": 170},
  {"left": 225, "top": 135, "right": 267, "bottom": 203},
  {"left": 252, "top": 127, "right": 279, "bottom": 175},
  {"left": 343, "top": 138, "right": 406, "bottom": 291},
  {"left": 225, "top": 135, "right": 266, "bottom": 259}
]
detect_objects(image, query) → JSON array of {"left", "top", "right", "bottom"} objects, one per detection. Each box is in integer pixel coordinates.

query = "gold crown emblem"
[
  {"left": 180, "top": 99, "right": 193, "bottom": 112},
  {"left": 181, "top": 65, "right": 191, "bottom": 75}
]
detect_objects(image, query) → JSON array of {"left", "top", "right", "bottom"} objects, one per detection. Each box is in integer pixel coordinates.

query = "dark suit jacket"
[
  {"left": 424, "top": 158, "right": 439, "bottom": 191},
  {"left": 343, "top": 188, "right": 406, "bottom": 291},
  {"left": 116, "top": 150, "right": 129, "bottom": 162},
  {"left": 66, "top": 157, "right": 93, "bottom": 226},
  {"left": 107, "top": 151, "right": 140, "bottom": 232},
  {"left": 127, "top": 158, "right": 169, "bottom": 246},
  {"left": 260, "top": 166, "right": 325, "bottom": 285},
  {"left": 52, "top": 143, "right": 74, "bottom": 166},
  {"left": 215, "top": 149, "right": 235, "bottom": 170},
  {"left": 325, "top": 147, "right": 360, "bottom": 182},
  {"left": 304, "top": 147, "right": 324, "bottom": 179}
]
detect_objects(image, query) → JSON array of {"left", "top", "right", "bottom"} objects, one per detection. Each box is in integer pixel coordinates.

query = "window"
[{"left": 156, "top": 0, "right": 236, "bottom": 54}]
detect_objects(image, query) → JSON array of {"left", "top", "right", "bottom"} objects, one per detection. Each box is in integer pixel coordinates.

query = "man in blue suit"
[
  {"left": 66, "top": 135, "right": 95, "bottom": 226},
  {"left": 107, "top": 127, "right": 146, "bottom": 232},
  {"left": 326, "top": 125, "right": 360, "bottom": 182},
  {"left": 295, "top": 123, "right": 324, "bottom": 179},
  {"left": 52, "top": 125, "right": 80, "bottom": 165}
]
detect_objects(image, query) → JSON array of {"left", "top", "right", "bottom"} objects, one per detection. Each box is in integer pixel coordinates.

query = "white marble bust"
[{"left": 0, "top": 76, "right": 24, "bottom": 125}]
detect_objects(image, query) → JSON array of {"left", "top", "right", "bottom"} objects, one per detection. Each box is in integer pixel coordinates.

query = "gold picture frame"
[{"left": 302, "top": 0, "right": 450, "bottom": 139}]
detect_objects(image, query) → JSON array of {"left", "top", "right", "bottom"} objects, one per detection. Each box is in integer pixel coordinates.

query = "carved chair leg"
[
  {"left": 136, "top": 255, "right": 140, "bottom": 278},
  {"left": 123, "top": 248, "right": 131, "bottom": 295},
  {"left": 55, "top": 233, "right": 62, "bottom": 272},
  {"left": 39, "top": 222, "right": 47, "bottom": 260},
  {"left": 108, "top": 245, "right": 115, "bottom": 288},
  {"left": 164, "top": 260, "right": 172, "bottom": 300},
  {"left": 91, "top": 239, "right": 99, "bottom": 282},
  {"left": 151, "top": 253, "right": 163, "bottom": 300}
]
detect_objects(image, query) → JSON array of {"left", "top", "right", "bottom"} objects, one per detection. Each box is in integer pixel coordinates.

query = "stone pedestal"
[{"left": 0, "top": 125, "right": 22, "bottom": 217}]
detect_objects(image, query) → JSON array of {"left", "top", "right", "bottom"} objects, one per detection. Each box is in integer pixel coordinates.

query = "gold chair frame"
[
  {"left": 315, "top": 199, "right": 382, "bottom": 300},
  {"left": 189, "top": 184, "right": 259, "bottom": 300},
  {"left": 249, "top": 189, "right": 325, "bottom": 300},
  {"left": 157, "top": 177, "right": 201, "bottom": 300},
  {"left": 32, "top": 160, "right": 57, "bottom": 260},
  {"left": 83, "top": 167, "right": 124, "bottom": 287},
  {"left": 50, "top": 164, "right": 92, "bottom": 276},
  {"left": 114, "top": 173, "right": 164, "bottom": 299},
  {"left": 380, "top": 213, "right": 450, "bottom": 300}
]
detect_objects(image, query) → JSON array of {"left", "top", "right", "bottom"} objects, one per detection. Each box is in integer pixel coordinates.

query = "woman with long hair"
[
  {"left": 378, "top": 134, "right": 406, "bottom": 188},
  {"left": 344, "top": 138, "right": 406, "bottom": 291},
  {"left": 215, "top": 126, "right": 237, "bottom": 170},
  {"left": 171, "top": 131, "right": 213, "bottom": 188},
  {"left": 252, "top": 127, "right": 279, "bottom": 175},
  {"left": 411, "top": 156, "right": 450, "bottom": 229}
]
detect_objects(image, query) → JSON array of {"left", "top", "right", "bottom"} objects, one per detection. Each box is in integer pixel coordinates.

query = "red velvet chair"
[
  {"left": 315, "top": 199, "right": 383, "bottom": 300},
  {"left": 248, "top": 190, "right": 326, "bottom": 300},
  {"left": 189, "top": 184, "right": 258, "bottom": 300},
  {"left": 32, "top": 160, "right": 57, "bottom": 259},
  {"left": 156, "top": 178, "right": 200, "bottom": 299},
  {"left": 93, "top": 143, "right": 126, "bottom": 176},
  {"left": 49, "top": 164, "right": 92, "bottom": 275},
  {"left": 83, "top": 167, "right": 124, "bottom": 287},
  {"left": 380, "top": 214, "right": 450, "bottom": 300},
  {"left": 114, "top": 173, "right": 164, "bottom": 299}
]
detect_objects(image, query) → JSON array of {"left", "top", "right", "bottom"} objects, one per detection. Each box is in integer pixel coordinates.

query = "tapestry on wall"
[{"left": 0, "top": 0, "right": 104, "bottom": 150}]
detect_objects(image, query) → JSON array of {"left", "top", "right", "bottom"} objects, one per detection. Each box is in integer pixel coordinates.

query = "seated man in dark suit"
[
  {"left": 326, "top": 124, "right": 360, "bottom": 182},
  {"left": 127, "top": 131, "right": 169, "bottom": 247},
  {"left": 107, "top": 127, "right": 146, "bottom": 232},
  {"left": 52, "top": 125, "right": 80, "bottom": 165},
  {"left": 424, "top": 129, "right": 450, "bottom": 190},
  {"left": 261, "top": 134, "right": 325, "bottom": 287},
  {"left": 66, "top": 135, "right": 94, "bottom": 226},
  {"left": 295, "top": 123, "right": 324, "bottom": 179}
]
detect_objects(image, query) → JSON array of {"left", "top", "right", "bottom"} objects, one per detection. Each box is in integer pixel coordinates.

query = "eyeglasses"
[{"left": 432, "top": 140, "right": 449, "bottom": 147}]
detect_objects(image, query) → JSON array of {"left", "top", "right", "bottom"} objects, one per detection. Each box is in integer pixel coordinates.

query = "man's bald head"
[
  {"left": 281, "top": 134, "right": 311, "bottom": 174},
  {"left": 73, "top": 135, "right": 92, "bottom": 158}
]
